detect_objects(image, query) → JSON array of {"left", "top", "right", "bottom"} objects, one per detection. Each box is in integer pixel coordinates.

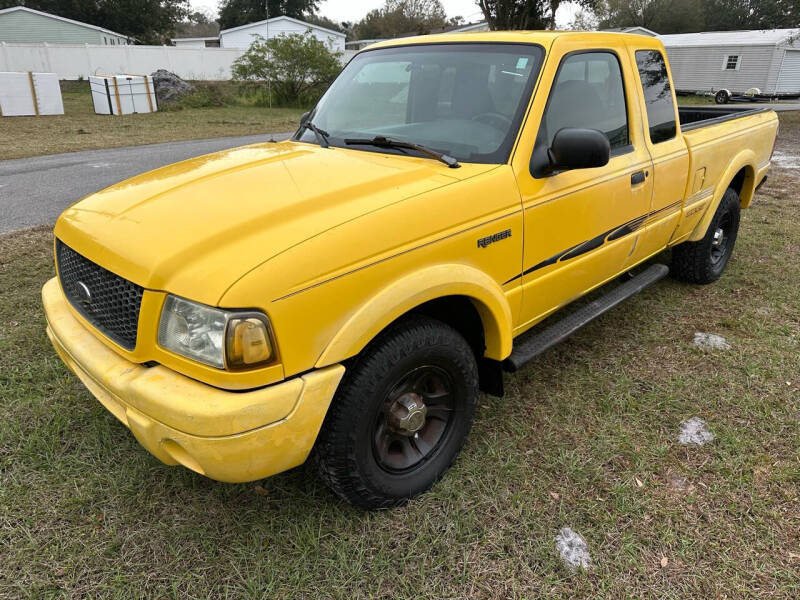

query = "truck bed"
[
  {"left": 678, "top": 106, "right": 769, "bottom": 132},
  {"left": 668, "top": 105, "right": 777, "bottom": 246}
]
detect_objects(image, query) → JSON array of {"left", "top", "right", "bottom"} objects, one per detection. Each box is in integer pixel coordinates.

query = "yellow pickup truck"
[{"left": 44, "top": 32, "right": 778, "bottom": 509}]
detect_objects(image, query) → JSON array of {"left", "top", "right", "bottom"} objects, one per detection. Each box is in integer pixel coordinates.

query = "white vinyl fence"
[
  {"left": 0, "top": 43, "right": 359, "bottom": 81},
  {"left": 0, "top": 42, "right": 246, "bottom": 80}
]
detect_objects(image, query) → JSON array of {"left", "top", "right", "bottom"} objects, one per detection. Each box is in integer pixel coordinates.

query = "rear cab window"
[{"left": 634, "top": 50, "right": 677, "bottom": 143}]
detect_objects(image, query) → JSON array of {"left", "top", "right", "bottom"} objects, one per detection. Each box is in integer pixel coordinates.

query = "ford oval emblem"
[{"left": 74, "top": 281, "right": 92, "bottom": 307}]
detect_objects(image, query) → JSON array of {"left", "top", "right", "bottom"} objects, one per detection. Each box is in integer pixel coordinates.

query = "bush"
[{"left": 231, "top": 32, "right": 342, "bottom": 107}]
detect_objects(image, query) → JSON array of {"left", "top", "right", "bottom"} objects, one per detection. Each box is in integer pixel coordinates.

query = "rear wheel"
[
  {"left": 671, "top": 187, "right": 740, "bottom": 284},
  {"left": 715, "top": 89, "right": 730, "bottom": 104},
  {"left": 314, "top": 316, "right": 478, "bottom": 509}
]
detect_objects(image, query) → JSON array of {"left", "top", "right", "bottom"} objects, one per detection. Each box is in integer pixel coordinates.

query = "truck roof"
[{"left": 366, "top": 30, "right": 663, "bottom": 51}]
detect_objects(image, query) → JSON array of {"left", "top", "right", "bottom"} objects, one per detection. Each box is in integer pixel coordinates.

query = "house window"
[{"left": 725, "top": 55, "right": 739, "bottom": 70}]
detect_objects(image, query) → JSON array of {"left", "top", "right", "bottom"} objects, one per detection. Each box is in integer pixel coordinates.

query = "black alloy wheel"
[{"left": 372, "top": 365, "right": 456, "bottom": 472}]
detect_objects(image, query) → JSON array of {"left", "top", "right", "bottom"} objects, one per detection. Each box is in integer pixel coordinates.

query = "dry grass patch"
[{"left": 0, "top": 82, "right": 305, "bottom": 160}]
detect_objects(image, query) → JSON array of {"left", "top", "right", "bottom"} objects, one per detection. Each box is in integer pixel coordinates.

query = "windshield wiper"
[
  {"left": 301, "top": 120, "right": 330, "bottom": 148},
  {"left": 344, "top": 135, "right": 460, "bottom": 168}
]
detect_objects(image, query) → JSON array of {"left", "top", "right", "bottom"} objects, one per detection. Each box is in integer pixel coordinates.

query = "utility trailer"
[{"left": 677, "top": 88, "right": 800, "bottom": 105}]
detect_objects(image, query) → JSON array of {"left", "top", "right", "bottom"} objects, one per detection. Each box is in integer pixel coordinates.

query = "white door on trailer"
[{"left": 776, "top": 50, "right": 800, "bottom": 93}]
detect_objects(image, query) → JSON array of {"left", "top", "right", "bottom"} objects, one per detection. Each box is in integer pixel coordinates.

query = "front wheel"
[
  {"left": 314, "top": 316, "right": 478, "bottom": 509},
  {"left": 671, "top": 187, "right": 741, "bottom": 284}
]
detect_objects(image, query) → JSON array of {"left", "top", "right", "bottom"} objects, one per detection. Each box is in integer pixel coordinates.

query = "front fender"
[
  {"left": 315, "top": 264, "right": 513, "bottom": 368},
  {"left": 687, "top": 150, "right": 755, "bottom": 242}
]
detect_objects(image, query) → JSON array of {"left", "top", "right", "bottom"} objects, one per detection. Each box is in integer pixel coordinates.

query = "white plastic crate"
[
  {"left": 0, "top": 72, "right": 64, "bottom": 116},
  {"left": 89, "top": 74, "right": 158, "bottom": 115}
]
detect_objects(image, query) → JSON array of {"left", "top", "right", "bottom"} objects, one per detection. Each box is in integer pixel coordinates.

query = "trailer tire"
[
  {"left": 671, "top": 188, "right": 740, "bottom": 284},
  {"left": 715, "top": 89, "right": 730, "bottom": 104}
]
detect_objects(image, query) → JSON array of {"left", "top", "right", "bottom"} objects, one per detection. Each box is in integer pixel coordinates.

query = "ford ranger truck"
[{"left": 43, "top": 32, "right": 778, "bottom": 509}]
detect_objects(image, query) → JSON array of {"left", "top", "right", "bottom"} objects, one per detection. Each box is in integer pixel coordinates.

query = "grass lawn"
[
  {"left": 0, "top": 82, "right": 306, "bottom": 160},
  {"left": 0, "top": 114, "right": 798, "bottom": 599},
  {"left": 676, "top": 93, "right": 718, "bottom": 105}
]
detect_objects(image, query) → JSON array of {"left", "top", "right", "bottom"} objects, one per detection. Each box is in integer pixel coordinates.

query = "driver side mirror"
[
  {"left": 300, "top": 111, "right": 310, "bottom": 125},
  {"left": 547, "top": 128, "right": 610, "bottom": 172}
]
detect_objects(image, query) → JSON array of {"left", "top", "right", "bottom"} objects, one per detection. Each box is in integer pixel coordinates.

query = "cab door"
[
  {"left": 626, "top": 46, "right": 689, "bottom": 261},
  {"left": 510, "top": 38, "right": 654, "bottom": 332}
]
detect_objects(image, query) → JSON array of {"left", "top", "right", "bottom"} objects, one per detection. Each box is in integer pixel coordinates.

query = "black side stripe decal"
[{"left": 504, "top": 200, "right": 682, "bottom": 285}]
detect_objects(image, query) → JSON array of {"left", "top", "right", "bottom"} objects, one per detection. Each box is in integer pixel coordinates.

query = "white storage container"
[
  {"left": 89, "top": 74, "right": 158, "bottom": 115},
  {"left": 0, "top": 72, "right": 64, "bottom": 116}
]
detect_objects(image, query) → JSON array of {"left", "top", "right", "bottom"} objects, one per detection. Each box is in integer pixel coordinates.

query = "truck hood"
[{"left": 55, "top": 141, "right": 494, "bottom": 305}]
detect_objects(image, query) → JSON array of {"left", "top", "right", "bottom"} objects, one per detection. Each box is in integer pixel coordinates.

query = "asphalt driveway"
[{"left": 0, "top": 132, "right": 292, "bottom": 235}]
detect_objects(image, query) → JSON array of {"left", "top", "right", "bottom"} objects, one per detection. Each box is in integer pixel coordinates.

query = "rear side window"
[
  {"left": 540, "top": 51, "right": 629, "bottom": 150},
  {"left": 635, "top": 50, "right": 676, "bottom": 143}
]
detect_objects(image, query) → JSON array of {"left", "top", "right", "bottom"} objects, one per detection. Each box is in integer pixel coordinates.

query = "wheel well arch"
[
  {"left": 409, "top": 295, "right": 487, "bottom": 357},
  {"left": 728, "top": 165, "right": 756, "bottom": 206},
  {"left": 314, "top": 264, "right": 514, "bottom": 370},
  {"left": 359, "top": 294, "right": 506, "bottom": 397},
  {"left": 688, "top": 158, "right": 756, "bottom": 242},
  {"left": 728, "top": 165, "right": 755, "bottom": 198}
]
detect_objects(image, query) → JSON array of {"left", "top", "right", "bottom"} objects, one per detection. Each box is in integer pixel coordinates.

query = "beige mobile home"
[{"left": 660, "top": 29, "right": 800, "bottom": 97}]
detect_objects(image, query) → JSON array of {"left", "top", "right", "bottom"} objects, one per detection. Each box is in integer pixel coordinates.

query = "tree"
[
  {"left": 231, "top": 32, "right": 341, "bottom": 105},
  {"left": 595, "top": 0, "right": 704, "bottom": 34},
  {"left": 0, "top": 0, "right": 189, "bottom": 43},
  {"left": 592, "top": 0, "right": 800, "bottom": 35},
  {"left": 353, "top": 0, "right": 448, "bottom": 39},
  {"left": 303, "top": 13, "right": 346, "bottom": 33},
  {"left": 174, "top": 9, "right": 219, "bottom": 38},
  {"left": 447, "top": 15, "right": 466, "bottom": 27},
  {"left": 567, "top": 9, "right": 599, "bottom": 30},
  {"left": 701, "top": 0, "right": 800, "bottom": 31},
  {"left": 217, "top": 0, "right": 319, "bottom": 31},
  {"left": 477, "top": 0, "right": 598, "bottom": 30}
]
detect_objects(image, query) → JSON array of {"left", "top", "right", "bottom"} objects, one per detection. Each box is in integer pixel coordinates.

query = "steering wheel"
[{"left": 471, "top": 112, "right": 513, "bottom": 130}]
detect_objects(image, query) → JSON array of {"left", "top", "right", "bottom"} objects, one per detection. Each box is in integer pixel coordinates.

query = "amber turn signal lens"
[{"left": 225, "top": 317, "right": 273, "bottom": 368}]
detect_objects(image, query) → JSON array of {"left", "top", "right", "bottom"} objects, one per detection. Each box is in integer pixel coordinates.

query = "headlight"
[{"left": 158, "top": 295, "right": 273, "bottom": 369}]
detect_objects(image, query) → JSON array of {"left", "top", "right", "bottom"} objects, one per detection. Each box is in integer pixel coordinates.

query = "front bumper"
[{"left": 42, "top": 277, "right": 344, "bottom": 483}]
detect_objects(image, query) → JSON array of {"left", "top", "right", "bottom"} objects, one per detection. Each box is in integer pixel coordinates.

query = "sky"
[{"left": 189, "top": 0, "right": 581, "bottom": 28}]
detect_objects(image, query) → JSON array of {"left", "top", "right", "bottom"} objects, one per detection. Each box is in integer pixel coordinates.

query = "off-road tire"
[
  {"left": 313, "top": 316, "right": 478, "bottom": 510},
  {"left": 672, "top": 187, "right": 740, "bottom": 284}
]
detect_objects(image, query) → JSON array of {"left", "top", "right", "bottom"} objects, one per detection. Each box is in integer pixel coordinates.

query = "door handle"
[{"left": 631, "top": 170, "right": 648, "bottom": 185}]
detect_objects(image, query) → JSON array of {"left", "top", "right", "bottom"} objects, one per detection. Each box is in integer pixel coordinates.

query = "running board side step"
[{"left": 503, "top": 264, "right": 669, "bottom": 373}]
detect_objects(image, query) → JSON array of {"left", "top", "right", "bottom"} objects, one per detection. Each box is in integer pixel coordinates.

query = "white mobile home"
[
  {"left": 659, "top": 29, "right": 800, "bottom": 95},
  {"left": 219, "top": 16, "right": 345, "bottom": 53}
]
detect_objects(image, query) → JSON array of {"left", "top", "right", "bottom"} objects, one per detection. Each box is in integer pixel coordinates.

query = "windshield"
[{"left": 296, "top": 43, "right": 545, "bottom": 164}]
